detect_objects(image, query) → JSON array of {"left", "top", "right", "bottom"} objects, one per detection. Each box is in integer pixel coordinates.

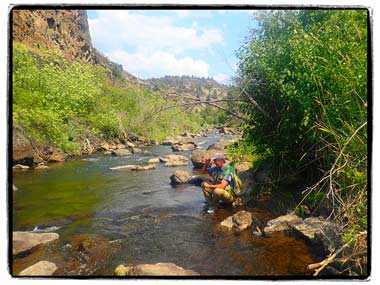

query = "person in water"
[{"left": 200, "top": 153, "right": 236, "bottom": 212}]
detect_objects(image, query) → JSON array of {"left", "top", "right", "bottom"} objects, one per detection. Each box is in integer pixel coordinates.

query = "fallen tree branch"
[{"left": 307, "top": 231, "right": 367, "bottom": 276}]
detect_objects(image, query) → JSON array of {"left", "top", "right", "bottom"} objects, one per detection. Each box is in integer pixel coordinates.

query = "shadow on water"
[{"left": 12, "top": 135, "right": 320, "bottom": 276}]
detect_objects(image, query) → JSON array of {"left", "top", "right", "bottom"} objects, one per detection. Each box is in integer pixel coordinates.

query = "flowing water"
[{"left": 12, "top": 134, "right": 321, "bottom": 277}]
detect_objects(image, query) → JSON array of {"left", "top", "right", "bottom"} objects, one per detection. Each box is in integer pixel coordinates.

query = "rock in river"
[
  {"left": 111, "top": 149, "right": 132, "bottom": 156},
  {"left": 110, "top": 164, "right": 156, "bottom": 171},
  {"left": 114, "top": 262, "right": 199, "bottom": 276},
  {"left": 18, "top": 261, "right": 58, "bottom": 276},
  {"left": 220, "top": 210, "right": 254, "bottom": 232},
  {"left": 164, "top": 161, "right": 188, "bottom": 167},
  {"left": 13, "top": 232, "right": 59, "bottom": 255},
  {"left": 190, "top": 149, "right": 221, "bottom": 169}
]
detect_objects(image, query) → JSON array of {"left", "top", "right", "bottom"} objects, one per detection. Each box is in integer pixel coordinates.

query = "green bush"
[{"left": 237, "top": 9, "right": 368, "bottom": 257}]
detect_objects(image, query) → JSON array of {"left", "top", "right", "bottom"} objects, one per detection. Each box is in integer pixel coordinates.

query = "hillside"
[{"left": 11, "top": 8, "right": 207, "bottom": 165}]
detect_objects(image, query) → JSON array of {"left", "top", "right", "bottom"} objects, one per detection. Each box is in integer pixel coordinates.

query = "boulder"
[
  {"left": 18, "top": 261, "right": 57, "bottom": 276},
  {"left": 170, "top": 170, "right": 191, "bottom": 184},
  {"left": 264, "top": 213, "right": 303, "bottom": 234},
  {"left": 104, "top": 150, "right": 112, "bottom": 155},
  {"left": 220, "top": 210, "right": 253, "bottom": 231},
  {"left": 13, "top": 126, "right": 34, "bottom": 166},
  {"left": 172, "top": 143, "right": 196, "bottom": 152},
  {"left": 114, "top": 263, "right": 199, "bottom": 276},
  {"left": 162, "top": 136, "right": 180, "bottom": 146},
  {"left": 159, "top": 154, "right": 188, "bottom": 163},
  {"left": 111, "top": 149, "right": 132, "bottom": 156},
  {"left": 13, "top": 164, "right": 30, "bottom": 170},
  {"left": 190, "top": 149, "right": 220, "bottom": 169},
  {"left": 13, "top": 184, "right": 18, "bottom": 191},
  {"left": 164, "top": 161, "right": 188, "bottom": 167},
  {"left": 97, "top": 142, "right": 110, "bottom": 151},
  {"left": 126, "top": 141, "right": 136, "bottom": 148},
  {"left": 132, "top": 147, "right": 142, "bottom": 154},
  {"left": 48, "top": 149, "right": 67, "bottom": 162},
  {"left": 170, "top": 170, "right": 208, "bottom": 186},
  {"left": 13, "top": 232, "right": 59, "bottom": 255},
  {"left": 206, "top": 142, "right": 225, "bottom": 151},
  {"left": 147, "top": 158, "right": 160, "bottom": 163}
]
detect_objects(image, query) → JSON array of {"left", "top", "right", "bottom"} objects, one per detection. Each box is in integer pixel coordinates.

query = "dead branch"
[
  {"left": 159, "top": 92, "right": 250, "bottom": 122},
  {"left": 307, "top": 231, "right": 367, "bottom": 276}
]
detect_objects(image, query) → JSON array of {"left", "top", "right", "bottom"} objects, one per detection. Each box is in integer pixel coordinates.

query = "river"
[{"left": 12, "top": 133, "right": 320, "bottom": 276}]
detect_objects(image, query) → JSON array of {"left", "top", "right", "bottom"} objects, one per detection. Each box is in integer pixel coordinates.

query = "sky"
[{"left": 87, "top": 9, "right": 256, "bottom": 84}]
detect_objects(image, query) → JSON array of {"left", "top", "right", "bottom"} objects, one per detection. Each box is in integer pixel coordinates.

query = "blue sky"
[{"left": 87, "top": 10, "right": 255, "bottom": 84}]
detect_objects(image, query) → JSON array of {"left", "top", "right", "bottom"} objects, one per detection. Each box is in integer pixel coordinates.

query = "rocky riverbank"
[{"left": 12, "top": 126, "right": 239, "bottom": 171}]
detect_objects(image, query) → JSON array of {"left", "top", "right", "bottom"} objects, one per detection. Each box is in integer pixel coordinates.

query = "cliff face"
[
  {"left": 13, "top": 9, "right": 95, "bottom": 63},
  {"left": 12, "top": 9, "right": 136, "bottom": 83}
]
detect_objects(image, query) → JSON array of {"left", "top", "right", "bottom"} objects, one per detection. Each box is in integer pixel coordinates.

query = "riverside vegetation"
[
  {"left": 13, "top": 42, "right": 203, "bottom": 154},
  {"left": 232, "top": 10, "right": 368, "bottom": 275},
  {"left": 12, "top": 9, "right": 368, "bottom": 277}
]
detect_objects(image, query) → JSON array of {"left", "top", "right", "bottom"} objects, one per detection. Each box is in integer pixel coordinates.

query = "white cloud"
[
  {"left": 106, "top": 50, "right": 209, "bottom": 78},
  {"left": 88, "top": 10, "right": 223, "bottom": 55},
  {"left": 213, "top": 73, "right": 229, "bottom": 84}
]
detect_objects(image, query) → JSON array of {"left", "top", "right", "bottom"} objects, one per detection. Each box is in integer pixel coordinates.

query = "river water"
[{"left": 12, "top": 133, "right": 320, "bottom": 277}]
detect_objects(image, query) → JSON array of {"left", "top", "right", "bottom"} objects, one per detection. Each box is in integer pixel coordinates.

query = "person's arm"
[
  {"left": 200, "top": 158, "right": 211, "bottom": 174},
  {"left": 203, "top": 179, "right": 228, "bottom": 190}
]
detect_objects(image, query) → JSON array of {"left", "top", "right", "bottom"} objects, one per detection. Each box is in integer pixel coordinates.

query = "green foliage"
[
  {"left": 237, "top": 10, "right": 368, "bottom": 235},
  {"left": 13, "top": 43, "right": 201, "bottom": 152}
]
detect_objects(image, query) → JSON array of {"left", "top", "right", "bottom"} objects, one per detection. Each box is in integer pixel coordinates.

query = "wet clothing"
[{"left": 202, "top": 164, "right": 236, "bottom": 206}]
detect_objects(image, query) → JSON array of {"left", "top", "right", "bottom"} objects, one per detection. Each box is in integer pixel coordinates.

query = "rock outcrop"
[
  {"left": 13, "top": 9, "right": 94, "bottom": 64},
  {"left": 12, "top": 127, "right": 34, "bottom": 166},
  {"left": 13, "top": 232, "right": 59, "bottom": 255},
  {"left": 18, "top": 261, "right": 58, "bottom": 276},
  {"left": 114, "top": 262, "right": 199, "bottom": 276}
]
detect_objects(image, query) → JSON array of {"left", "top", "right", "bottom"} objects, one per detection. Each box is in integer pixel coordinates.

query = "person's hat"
[{"left": 212, "top": 153, "right": 225, "bottom": 161}]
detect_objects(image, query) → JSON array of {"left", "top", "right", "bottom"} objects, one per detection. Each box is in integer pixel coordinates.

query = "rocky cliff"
[
  {"left": 12, "top": 8, "right": 139, "bottom": 83},
  {"left": 13, "top": 9, "right": 94, "bottom": 63}
]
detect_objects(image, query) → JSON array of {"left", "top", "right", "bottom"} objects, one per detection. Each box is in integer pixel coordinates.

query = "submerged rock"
[
  {"left": 114, "top": 262, "right": 199, "bottom": 276},
  {"left": 110, "top": 164, "right": 156, "bottom": 171},
  {"left": 132, "top": 164, "right": 156, "bottom": 171},
  {"left": 13, "top": 232, "right": 59, "bottom": 255},
  {"left": 18, "top": 261, "right": 58, "bottom": 276}
]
